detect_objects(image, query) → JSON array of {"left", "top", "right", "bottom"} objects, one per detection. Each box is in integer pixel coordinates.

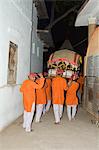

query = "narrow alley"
[{"left": 0, "top": 1, "right": 99, "bottom": 150}]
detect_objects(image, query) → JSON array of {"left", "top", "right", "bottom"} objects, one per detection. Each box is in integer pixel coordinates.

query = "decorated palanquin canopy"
[
  {"left": 48, "top": 49, "right": 82, "bottom": 71},
  {"left": 47, "top": 49, "right": 82, "bottom": 78}
]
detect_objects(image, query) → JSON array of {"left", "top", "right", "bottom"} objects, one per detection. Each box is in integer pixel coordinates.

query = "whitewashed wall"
[{"left": 0, "top": 0, "right": 32, "bottom": 131}]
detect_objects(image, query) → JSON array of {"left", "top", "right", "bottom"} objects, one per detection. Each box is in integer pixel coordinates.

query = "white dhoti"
[
  {"left": 23, "top": 102, "right": 35, "bottom": 132},
  {"left": 53, "top": 104, "right": 63, "bottom": 123},
  {"left": 67, "top": 105, "right": 77, "bottom": 121},
  {"left": 45, "top": 100, "right": 51, "bottom": 112},
  {"left": 35, "top": 104, "right": 44, "bottom": 122}
]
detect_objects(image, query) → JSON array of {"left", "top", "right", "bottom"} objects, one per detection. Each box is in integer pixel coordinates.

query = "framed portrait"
[{"left": 7, "top": 41, "right": 18, "bottom": 84}]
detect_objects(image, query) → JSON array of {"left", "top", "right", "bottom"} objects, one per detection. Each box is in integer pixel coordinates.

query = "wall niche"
[{"left": 7, "top": 41, "right": 18, "bottom": 84}]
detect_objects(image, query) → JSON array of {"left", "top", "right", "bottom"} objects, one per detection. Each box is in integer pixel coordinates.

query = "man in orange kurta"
[
  {"left": 43, "top": 72, "right": 52, "bottom": 113},
  {"left": 52, "top": 70, "right": 68, "bottom": 124},
  {"left": 20, "top": 73, "right": 44, "bottom": 132},
  {"left": 45, "top": 77, "right": 52, "bottom": 112},
  {"left": 35, "top": 77, "right": 47, "bottom": 122},
  {"left": 66, "top": 75, "right": 79, "bottom": 121}
]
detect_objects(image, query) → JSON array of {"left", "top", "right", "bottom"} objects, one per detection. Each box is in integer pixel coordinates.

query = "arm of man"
[
  {"left": 20, "top": 81, "right": 25, "bottom": 92},
  {"left": 33, "top": 77, "right": 45, "bottom": 89}
]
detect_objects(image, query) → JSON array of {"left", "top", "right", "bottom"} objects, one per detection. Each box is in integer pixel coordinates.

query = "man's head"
[
  {"left": 28, "top": 73, "right": 37, "bottom": 81},
  {"left": 71, "top": 73, "right": 78, "bottom": 81},
  {"left": 79, "top": 72, "right": 83, "bottom": 77},
  {"left": 43, "top": 72, "right": 48, "bottom": 77}
]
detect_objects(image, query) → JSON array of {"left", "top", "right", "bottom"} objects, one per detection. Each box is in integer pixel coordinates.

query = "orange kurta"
[
  {"left": 20, "top": 78, "right": 44, "bottom": 112},
  {"left": 66, "top": 81, "right": 79, "bottom": 105},
  {"left": 52, "top": 76, "right": 68, "bottom": 104},
  {"left": 36, "top": 79, "right": 47, "bottom": 104},
  {"left": 77, "top": 76, "right": 84, "bottom": 93},
  {"left": 45, "top": 78, "right": 52, "bottom": 100}
]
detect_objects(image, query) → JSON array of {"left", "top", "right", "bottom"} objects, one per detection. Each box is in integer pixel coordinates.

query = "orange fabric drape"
[
  {"left": 52, "top": 76, "right": 68, "bottom": 104},
  {"left": 66, "top": 81, "right": 79, "bottom": 105},
  {"left": 20, "top": 78, "right": 44, "bottom": 112}
]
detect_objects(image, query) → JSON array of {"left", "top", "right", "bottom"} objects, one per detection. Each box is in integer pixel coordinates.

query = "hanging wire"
[{"left": 73, "top": 37, "right": 88, "bottom": 48}]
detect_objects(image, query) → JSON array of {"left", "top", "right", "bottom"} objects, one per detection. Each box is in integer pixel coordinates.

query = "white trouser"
[
  {"left": 53, "top": 104, "right": 63, "bottom": 123},
  {"left": 43, "top": 104, "right": 46, "bottom": 115},
  {"left": 35, "top": 104, "right": 44, "bottom": 122},
  {"left": 43, "top": 100, "right": 51, "bottom": 115},
  {"left": 45, "top": 100, "right": 51, "bottom": 112},
  {"left": 67, "top": 105, "right": 77, "bottom": 121},
  {"left": 23, "top": 103, "right": 35, "bottom": 132}
]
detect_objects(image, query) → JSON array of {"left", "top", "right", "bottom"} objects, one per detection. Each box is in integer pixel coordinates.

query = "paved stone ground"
[{"left": 0, "top": 107, "right": 99, "bottom": 150}]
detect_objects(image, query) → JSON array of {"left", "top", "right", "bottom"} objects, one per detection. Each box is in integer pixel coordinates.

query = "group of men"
[{"left": 20, "top": 71, "right": 84, "bottom": 132}]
